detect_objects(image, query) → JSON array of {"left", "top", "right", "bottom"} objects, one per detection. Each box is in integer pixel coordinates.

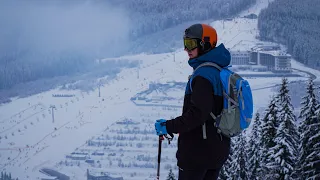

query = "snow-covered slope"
[{"left": 0, "top": 0, "right": 318, "bottom": 179}]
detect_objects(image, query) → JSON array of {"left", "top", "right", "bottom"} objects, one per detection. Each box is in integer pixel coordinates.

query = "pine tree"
[
  {"left": 230, "top": 131, "right": 248, "bottom": 180},
  {"left": 218, "top": 155, "right": 233, "bottom": 180},
  {"left": 2, "top": 172, "right": 6, "bottom": 180},
  {"left": 3, "top": 172, "right": 6, "bottom": 180},
  {"left": 166, "top": 168, "right": 176, "bottom": 180},
  {"left": 298, "top": 78, "right": 320, "bottom": 179},
  {"left": 247, "top": 112, "right": 262, "bottom": 179},
  {"left": 0, "top": 171, "right": 18, "bottom": 180},
  {"left": 299, "top": 78, "right": 319, "bottom": 129},
  {"left": 219, "top": 140, "right": 234, "bottom": 180},
  {"left": 259, "top": 96, "right": 279, "bottom": 178},
  {"left": 268, "top": 77, "right": 299, "bottom": 179}
]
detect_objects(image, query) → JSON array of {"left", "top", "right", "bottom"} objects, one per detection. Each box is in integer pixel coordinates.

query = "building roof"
[
  {"left": 258, "top": 50, "right": 291, "bottom": 57},
  {"left": 38, "top": 174, "right": 57, "bottom": 180},
  {"left": 87, "top": 169, "right": 124, "bottom": 180},
  {"left": 67, "top": 154, "right": 87, "bottom": 158},
  {"left": 228, "top": 41, "right": 291, "bottom": 58}
]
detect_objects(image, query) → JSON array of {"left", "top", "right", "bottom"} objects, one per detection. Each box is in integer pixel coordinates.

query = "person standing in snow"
[{"left": 154, "top": 24, "right": 231, "bottom": 180}]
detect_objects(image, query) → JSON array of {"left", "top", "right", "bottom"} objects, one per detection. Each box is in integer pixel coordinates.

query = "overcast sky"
[{"left": 0, "top": 0, "right": 132, "bottom": 59}]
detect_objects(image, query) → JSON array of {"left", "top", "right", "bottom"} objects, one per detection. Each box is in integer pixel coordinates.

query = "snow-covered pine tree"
[
  {"left": 259, "top": 96, "right": 279, "bottom": 178},
  {"left": 298, "top": 77, "right": 320, "bottom": 179},
  {"left": 166, "top": 168, "right": 176, "bottom": 180},
  {"left": 267, "top": 77, "right": 299, "bottom": 179},
  {"left": 299, "top": 78, "right": 319, "bottom": 130},
  {"left": 218, "top": 140, "right": 234, "bottom": 180},
  {"left": 247, "top": 112, "right": 262, "bottom": 179},
  {"left": 230, "top": 131, "right": 248, "bottom": 180}
]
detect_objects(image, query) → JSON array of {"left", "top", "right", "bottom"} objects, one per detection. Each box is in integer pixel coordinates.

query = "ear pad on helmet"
[
  {"left": 202, "top": 36, "right": 212, "bottom": 51},
  {"left": 203, "top": 42, "right": 212, "bottom": 51}
]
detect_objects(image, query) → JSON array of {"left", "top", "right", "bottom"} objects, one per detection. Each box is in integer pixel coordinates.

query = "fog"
[{"left": 0, "top": 0, "right": 132, "bottom": 59}]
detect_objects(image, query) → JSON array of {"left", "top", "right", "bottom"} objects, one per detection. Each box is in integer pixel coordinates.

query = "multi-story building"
[
  {"left": 229, "top": 43, "right": 292, "bottom": 72},
  {"left": 274, "top": 53, "right": 292, "bottom": 72},
  {"left": 250, "top": 45, "right": 291, "bottom": 72},
  {"left": 230, "top": 50, "right": 251, "bottom": 65},
  {"left": 258, "top": 52, "right": 276, "bottom": 71}
]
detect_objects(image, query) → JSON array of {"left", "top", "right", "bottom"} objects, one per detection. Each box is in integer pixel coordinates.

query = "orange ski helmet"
[{"left": 183, "top": 24, "right": 217, "bottom": 53}]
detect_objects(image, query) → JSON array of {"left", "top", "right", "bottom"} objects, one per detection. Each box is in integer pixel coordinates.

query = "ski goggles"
[{"left": 183, "top": 38, "right": 199, "bottom": 51}]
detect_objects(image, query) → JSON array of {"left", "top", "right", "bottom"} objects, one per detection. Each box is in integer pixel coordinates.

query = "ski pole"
[{"left": 157, "top": 135, "right": 164, "bottom": 180}]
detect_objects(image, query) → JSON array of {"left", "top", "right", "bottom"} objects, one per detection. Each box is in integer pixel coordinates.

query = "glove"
[{"left": 154, "top": 119, "right": 167, "bottom": 136}]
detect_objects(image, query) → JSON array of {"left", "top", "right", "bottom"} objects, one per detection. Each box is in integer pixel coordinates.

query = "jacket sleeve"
[{"left": 166, "top": 76, "right": 213, "bottom": 133}]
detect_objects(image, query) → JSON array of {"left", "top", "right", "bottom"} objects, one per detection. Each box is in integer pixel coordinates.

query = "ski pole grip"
[{"left": 159, "top": 135, "right": 164, "bottom": 140}]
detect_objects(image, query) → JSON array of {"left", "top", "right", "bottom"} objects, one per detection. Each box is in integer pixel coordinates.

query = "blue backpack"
[{"left": 190, "top": 62, "right": 253, "bottom": 138}]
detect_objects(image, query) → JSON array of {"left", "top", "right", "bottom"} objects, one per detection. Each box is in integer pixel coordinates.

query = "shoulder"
[
  {"left": 192, "top": 66, "right": 220, "bottom": 84},
  {"left": 190, "top": 66, "right": 223, "bottom": 96}
]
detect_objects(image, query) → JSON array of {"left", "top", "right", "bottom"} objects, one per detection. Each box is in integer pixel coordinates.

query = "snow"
[
  {"left": 0, "top": 0, "right": 319, "bottom": 179},
  {"left": 291, "top": 59, "right": 320, "bottom": 82}
]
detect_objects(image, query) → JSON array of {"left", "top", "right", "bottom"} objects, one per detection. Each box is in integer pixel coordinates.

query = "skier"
[{"left": 155, "top": 24, "right": 231, "bottom": 180}]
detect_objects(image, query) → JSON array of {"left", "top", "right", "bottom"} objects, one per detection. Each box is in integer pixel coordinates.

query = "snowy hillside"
[{"left": 1, "top": 0, "right": 320, "bottom": 179}]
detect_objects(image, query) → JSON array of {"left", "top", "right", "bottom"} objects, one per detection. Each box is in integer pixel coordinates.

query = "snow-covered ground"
[{"left": 0, "top": 0, "right": 318, "bottom": 179}]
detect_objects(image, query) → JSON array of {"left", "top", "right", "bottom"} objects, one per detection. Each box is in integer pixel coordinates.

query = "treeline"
[
  {"left": 0, "top": 54, "right": 138, "bottom": 90},
  {"left": 0, "top": 59, "right": 138, "bottom": 104},
  {"left": 0, "top": 53, "right": 90, "bottom": 90},
  {"left": 106, "top": 0, "right": 257, "bottom": 39},
  {"left": 258, "top": 0, "right": 320, "bottom": 69},
  {"left": 219, "top": 77, "right": 320, "bottom": 179}
]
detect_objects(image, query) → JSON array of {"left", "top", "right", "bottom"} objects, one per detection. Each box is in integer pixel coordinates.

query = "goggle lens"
[{"left": 184, "top": 38, "right": 198, "bottom": 51}]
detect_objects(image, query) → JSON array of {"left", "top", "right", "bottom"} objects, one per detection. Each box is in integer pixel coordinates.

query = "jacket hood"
[{"left": 188, "top": 43, "right": 231, "bottom": 69}]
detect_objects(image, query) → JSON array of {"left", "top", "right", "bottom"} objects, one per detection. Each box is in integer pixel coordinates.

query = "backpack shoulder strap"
[
  {"left": 189, "top": 62, "right": 224, "bottom": 140},
  {"left": 193, "top": 62, "right": 222, "bottom": 74}
]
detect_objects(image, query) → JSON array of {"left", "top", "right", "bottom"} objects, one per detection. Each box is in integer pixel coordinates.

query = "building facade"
[
  {"left": 230, "top": 50, "right": 251, "bottom": 65},
  {"left": 274, "top": 54, "right": 291, "bottom": 72},
  {"left": 259, "top": 52, "right": 276, "bottom": 71}
]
